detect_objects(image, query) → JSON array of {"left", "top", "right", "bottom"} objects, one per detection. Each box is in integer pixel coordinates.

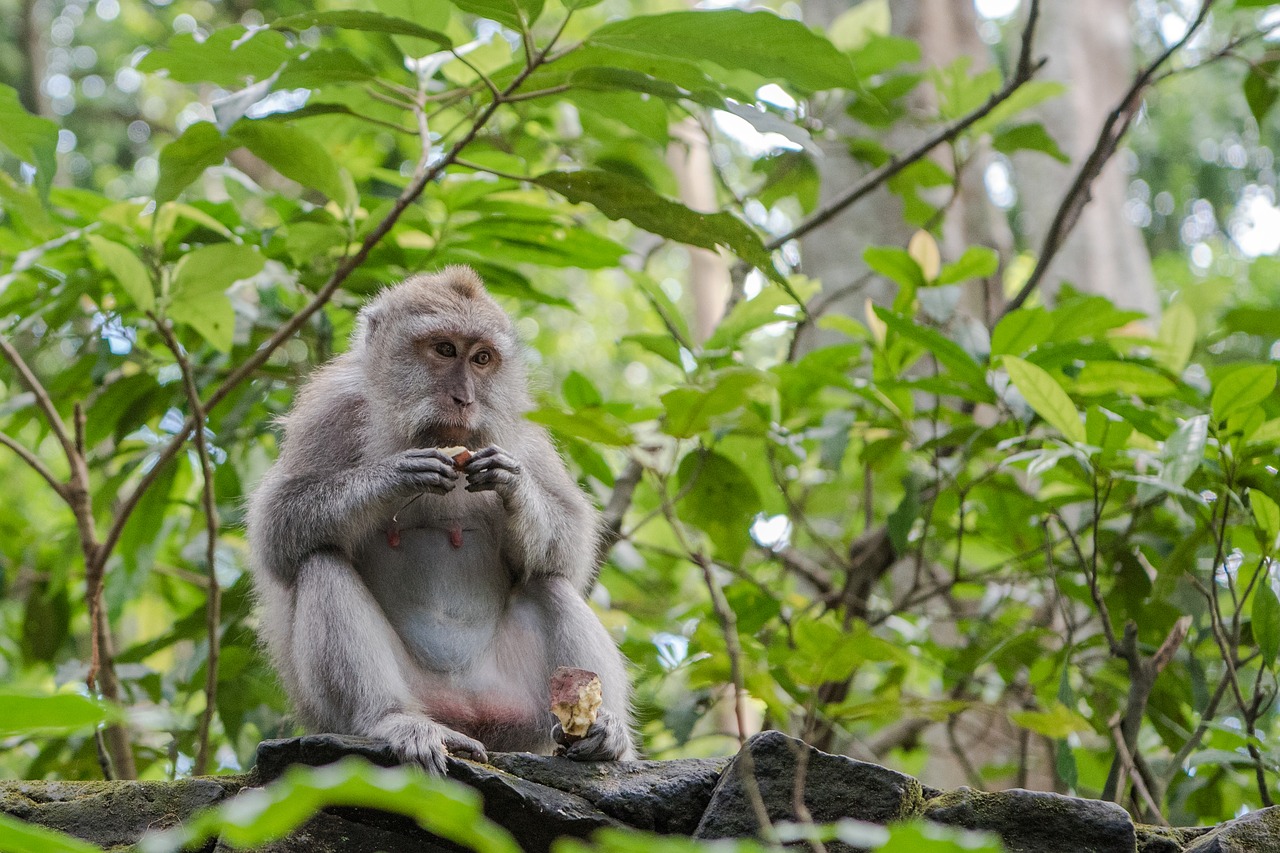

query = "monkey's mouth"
[{"left": 414, "top": 420, "right": 474, "bottom": 448}]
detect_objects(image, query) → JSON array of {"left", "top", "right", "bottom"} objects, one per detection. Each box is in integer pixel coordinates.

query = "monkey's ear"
[{"left": 358, "top": 305, "right": 383, "bottom": 347}]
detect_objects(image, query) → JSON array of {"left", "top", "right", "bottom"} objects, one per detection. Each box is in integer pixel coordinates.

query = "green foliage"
[{"left": 2, "top": 0, "right": 1280, "bottom": 840}]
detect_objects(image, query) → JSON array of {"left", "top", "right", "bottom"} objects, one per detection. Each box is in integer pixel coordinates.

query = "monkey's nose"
[{"left": 452, "top": 396, "right": 473, "bottom": 408}]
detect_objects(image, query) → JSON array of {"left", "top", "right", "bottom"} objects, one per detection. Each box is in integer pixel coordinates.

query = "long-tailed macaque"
[{"left": 246, "top": 266, "right": 634, "bottom": 773}]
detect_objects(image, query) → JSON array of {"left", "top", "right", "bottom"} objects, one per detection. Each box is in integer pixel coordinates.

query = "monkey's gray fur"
[{"left": 247, "top": 266, "right": 635, "bottom": 773}]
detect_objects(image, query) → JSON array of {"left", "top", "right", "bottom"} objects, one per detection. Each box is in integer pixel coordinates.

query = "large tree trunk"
[
  {"left": 1014, "top": 0, "right": 1160, "bottom": 318},
  {"left": 797, "top": 0, "right": 1012, "bottom": 352}
]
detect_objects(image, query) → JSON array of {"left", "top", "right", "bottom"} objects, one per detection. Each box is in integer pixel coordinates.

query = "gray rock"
[
  {"left": 1183, "top": 806, "right": 1280, "bottom": 853},
  {"left": 924, "top": 787, "right": 1136, "bottom": 853},
  {"left": 490, "top": 753, "right": 729, "bottom": 834},
  {"left": 694, "top": 730, "right": 924, "bottom": 845},
  {"left": 1135, "top": 825, "right": 1191, "bottom": 853},
  {"left": 254, "top": 734, "right": 621, "bottom": 853},
  {"left": 0, "top": 777, "right": 244, "bottom": 848}
]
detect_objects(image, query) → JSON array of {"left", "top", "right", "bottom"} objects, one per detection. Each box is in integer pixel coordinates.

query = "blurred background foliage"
[{"left": 1, "top": 0, "right": 1280, "bottom": 833}]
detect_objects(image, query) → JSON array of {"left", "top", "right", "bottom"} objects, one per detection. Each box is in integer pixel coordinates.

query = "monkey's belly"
[{"left": 357, "top": 525, "right": 513, "bottom": 674}]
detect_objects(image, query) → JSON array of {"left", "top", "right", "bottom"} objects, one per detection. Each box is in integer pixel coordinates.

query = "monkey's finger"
[
  {"left": 560, "top": 713, "right": 627, "bottom": 762},
  {"left": 443, "top": 731, "right": 488, "bottom": 763},
  {"left": 396, "top": 455, "right": 460, "bottom": 477},
  {"left": 464, "top": 454, "right": 521, "bottom": 476},
  {"left": 464, "top": 470, "right": 518, "bottom": 492}
]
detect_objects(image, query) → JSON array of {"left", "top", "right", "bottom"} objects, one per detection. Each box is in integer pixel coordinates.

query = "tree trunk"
[{"left": 1014, "top": 0, "right": 1160, "bottom": 318}]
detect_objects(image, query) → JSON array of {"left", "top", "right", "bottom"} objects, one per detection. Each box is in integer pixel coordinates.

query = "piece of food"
[
  {"left": 440, "top": 445, "right": 472, "bottom": 469},
  {"left": 550, "top": 666, "right": 602, "bottom": 740}
]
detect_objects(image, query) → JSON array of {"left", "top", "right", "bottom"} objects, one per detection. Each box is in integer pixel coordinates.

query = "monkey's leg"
[
  {"left": 531, "top": 578, "right": 637, "bottom": 761},
  {"left": 290, "top": 552, "right": 487, "bottom": 773}
]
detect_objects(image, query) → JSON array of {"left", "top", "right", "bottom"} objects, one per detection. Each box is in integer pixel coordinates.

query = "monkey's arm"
[
  {"left": 248, "top": 392, "right": 459, "bottom": 585},
  {"left": 464, "top": 431, "right": 600, "bottom": 591}
]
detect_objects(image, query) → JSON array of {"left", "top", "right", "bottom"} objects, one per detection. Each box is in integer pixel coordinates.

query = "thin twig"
[{"left": 152, "top": 316, "right": 222, "bottom": 777}]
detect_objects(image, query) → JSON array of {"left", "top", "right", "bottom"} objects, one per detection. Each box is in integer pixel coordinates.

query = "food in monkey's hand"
[
  {"left": 440, "top": 446, "right": 472, "bottom": 469},
  {"left": 550, "top": 666, "right": 602, "bottom": 743}
]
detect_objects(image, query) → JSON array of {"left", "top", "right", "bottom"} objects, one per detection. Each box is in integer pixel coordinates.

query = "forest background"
[{"left": 2, "top": 0, "right": 1280, "bottom": 848}]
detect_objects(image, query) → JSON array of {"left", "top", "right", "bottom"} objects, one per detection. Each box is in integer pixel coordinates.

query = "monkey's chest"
[{"left": 355, "top": 515, "right": 514, "bottom": 673}]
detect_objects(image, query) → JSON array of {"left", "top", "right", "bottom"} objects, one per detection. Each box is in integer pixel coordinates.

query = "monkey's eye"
[
  {"left": 434, "top": 342, "right": 457, "bottom": 357},
  {"left": 473, "top": 350, "right": 492, "bottom": 366}
]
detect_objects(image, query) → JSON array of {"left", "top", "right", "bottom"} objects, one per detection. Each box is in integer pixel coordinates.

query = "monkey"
[{"left": 245, "top": 266, "right": 635, "bottom": 773}]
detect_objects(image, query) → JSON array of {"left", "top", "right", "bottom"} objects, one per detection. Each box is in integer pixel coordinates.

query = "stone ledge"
[{"left": 2, "top": 732, "right": 1276, "bottom": 853}]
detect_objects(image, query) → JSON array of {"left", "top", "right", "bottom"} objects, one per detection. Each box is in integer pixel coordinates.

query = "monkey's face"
[{"left": 360, "top": 269, "right": 523, "bottom": 446}]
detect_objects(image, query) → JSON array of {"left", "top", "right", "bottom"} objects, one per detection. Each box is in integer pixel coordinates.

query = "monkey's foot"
[
  {"left": 369, "top": 711, "right": 488, "bottom": 775},
  {"left": 553, "top": 710, "right": 632, "bottom": 762}
]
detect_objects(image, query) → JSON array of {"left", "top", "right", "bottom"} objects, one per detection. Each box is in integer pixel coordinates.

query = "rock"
[
  {"left": 924, "top": 787, "right": 1136, "bottom": 853},
  {"left": 253, "top": 733, "right": 400, "bottom": 784},
  {"left": 1183, "top": 806, "right": 1280, "bottom": 852},
  {"left": 1135, "top": 825, "right": 1191, "bottom": 853},
  {"left": 254, "top": 734, "right": 621, "bottom": 853},
  {"left": 694, "top": 730, "right": 924, "bottom": 845},
  {"left": 0, "top": 777, "right": 244, "bottom": 848},
  {"left": 490, "top": 753, "right": 729, "bottom": 834}
]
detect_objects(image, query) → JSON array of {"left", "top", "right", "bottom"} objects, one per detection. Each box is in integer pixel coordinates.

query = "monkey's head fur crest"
[{"left": 357, "top": 266, "right": 528, "bottom": 447}]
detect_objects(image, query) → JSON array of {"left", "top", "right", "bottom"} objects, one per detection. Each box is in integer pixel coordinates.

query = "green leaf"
[
  {"left": 0, "top": 690, "right": 114, "bottom": 736},
  {"left": 873, "top": 306, "right": 990, "bottom": 392},
  {"left": 661, "top": 371, "right": 768, "bottom": 438},
  {"left": 230, "top": 120, "right": 351, "bottom": 207},
  {"left": 1254, "top": 574, "right": 1280, "bottom": 669},
  {"left": 1244, "top": 61, "right": 1280, "bottom": 127},
  {"left": 272, "top": 11, "right": 451, "bottom": 47},
  {"left": 1004, "top": 356, "right": 1085, "bottom": 443},
  {"left": 1072, "top": 361, "right": 1177, "bottom": 398},
  {"left": 138, "top": 27, "right": 295, "bottom": 87},
  {"left": 1009, "top": 703, "right": 1092, "bottom": 739},
  {"left": 1162, "top": 415, "right": 1209, "bottom": 489},
  {"left": 0, "top": 84, "right": 58, "bottom": 198},
  {"left": 992, "top": 122, "right": 1069, "bottom": 163},
  {"left": 525, "top": 407, "right": 631, "bottom": 446},
  {"left": 675, "top": 450, "right": 762, "bottom": 564},
  {"left": 276, "top": 49, "right": 378, "bottom": 89},
  {"left": 86, "top": 235, "right": 155, "bottom": 312},
  {"left": 990, "top": 307, "right": 1053, "bottom": 357},
  {"left": 936, "top": 246, "right": 999, "bottom": 286},
  {"left": 155, "top": 122, "right": 234, "bottom": 205},
  {"left": 704, "top": 287, "right": 794, "bottom": 350},
  {"left": 1211, "top": 364, "right": 1277, "bottom": 423},
  {"left": 1252, "top": 490, "right": 1280, "bottom": 545},
  {"left": 1155, "top": 302, "right": 1195, "bottom": 374},
  {"left": 588, "top": 10, "right": 855, "bottom": 92},
  {"left": 169, "top": 243, "right": 265, "bottom": 351},
  {"left": 533, "top": 170, "right": 780, "bottom": 284},
  {"left": 0, "top": 814, "right": 103, "bottom": 853},
  {"left": 447, "top": 0, "right": 542, "bottom": 30},
  {"left": 863, "top": 246, "right": 925, "bottom": 292}
]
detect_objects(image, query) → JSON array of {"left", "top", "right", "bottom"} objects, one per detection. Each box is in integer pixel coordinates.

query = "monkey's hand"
[
  {"left": 552, "top": 710, "right": 631, "bottom": 762},
  {"left": 462, "top": 446, "right": 522, "bottom": 501},
  {"left": 387, "top": 448, "right": 460, "bottom": 498},
  {"left": 369, "top": 711, "right": 488, "bottom": 775}
]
